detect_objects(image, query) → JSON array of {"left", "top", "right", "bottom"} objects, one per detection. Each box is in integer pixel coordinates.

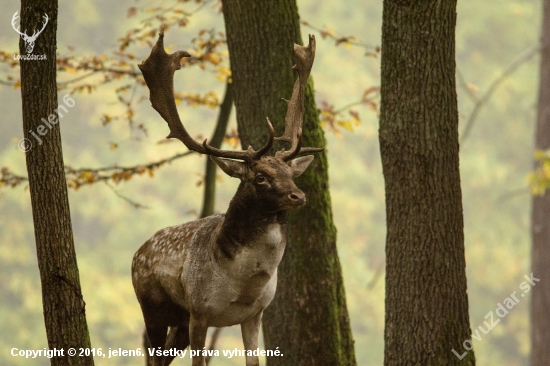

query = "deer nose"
[{"left": 288, "top": 191, "right": 306, "bottom": 205}]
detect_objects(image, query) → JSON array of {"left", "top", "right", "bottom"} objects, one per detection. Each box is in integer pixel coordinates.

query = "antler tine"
[
  {"left": 38, "top": 14, "right": 48, "bottom": 34},
  {"left": 140, "top": 28, "right": 274, "bottom": 162},
  {"left": 275, "top": 34, "right": 324, "bottom": 161},
  {"left": 203, "top": 118, "right": 274, "bottom": 161},
  {"left": 11, "top": 11, "right": 25, "bottom": 37},
  {"left": 282, "top": 129, "right": 302, "bottom": 161},
  {"left": 252, "top": 118, "right": 275, "bottom": 159}
]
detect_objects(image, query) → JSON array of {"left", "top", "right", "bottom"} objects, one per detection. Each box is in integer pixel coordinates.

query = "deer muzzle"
[{"left": 288, "top": 190, "right": 306, "bottom": 206}]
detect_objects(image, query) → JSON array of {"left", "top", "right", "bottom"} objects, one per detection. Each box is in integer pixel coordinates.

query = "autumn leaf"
[{"left": 127, "top": 7, "right": 137, "bottom": 18}]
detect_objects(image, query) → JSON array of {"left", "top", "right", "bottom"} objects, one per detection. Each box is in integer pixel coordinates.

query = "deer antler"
[
  {"left": 139, "top": 28, "right": 274, "bottom": 162},
  {"left": 11, "top": 12, "right": 48, "bottom": 40},
  {"left": 11, "top": 11, "right": 26, "bottom": 37},
  {"left": 275, "top": 34, "right": 324, "bottom": 161}
]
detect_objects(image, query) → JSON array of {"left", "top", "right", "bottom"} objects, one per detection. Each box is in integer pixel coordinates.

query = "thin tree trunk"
[
  {"left": 19, "top": 1, "right": 94, "bottom": 365},
  {"left": 530, "top": 1, "right": 550, "bottom": 364},
  {"left": 222, "top": 1, "right": 356, "bottom": 365},
  {"left": 380, "top": 1, "right": 475, "bottom": 365},
  {"left": 201, "top": 82, "right": 233, "bottom": 218},
  {"left": 202, "top": 82, "right": 233, "bottom": 366}
]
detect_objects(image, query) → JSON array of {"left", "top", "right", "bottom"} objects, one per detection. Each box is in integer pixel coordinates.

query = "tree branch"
[
  {"left": 460, "top": 44, "right": 541, "bottom": 144},
  {"left": 1, "top": 151, "right": 195, "bottom": 190}
]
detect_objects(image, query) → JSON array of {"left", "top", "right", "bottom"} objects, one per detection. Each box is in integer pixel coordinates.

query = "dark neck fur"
[{"left": 216, "top": 182, "right": 288, "bottom": 259}]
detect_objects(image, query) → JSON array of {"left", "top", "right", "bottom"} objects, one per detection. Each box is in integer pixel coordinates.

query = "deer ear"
[
  {"left": 210, "top": 156, "right": 246, "bottom": 179},
  {"left": 289, "top": 155, "right": 314, "bottom": 178}
]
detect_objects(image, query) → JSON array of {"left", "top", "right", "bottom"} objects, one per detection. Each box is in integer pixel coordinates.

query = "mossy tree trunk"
[
  {"left": 222, "top": 1, "right": 356, "bottom": 365},
  {"left": 19, "top": 1, "right": 94, "bottom": 365},
  {"left": 531, "top": 1, "right": 550, "bottom": 365},
  {"left": 379, "top": 1, "right": 475, "bottom": 365}
]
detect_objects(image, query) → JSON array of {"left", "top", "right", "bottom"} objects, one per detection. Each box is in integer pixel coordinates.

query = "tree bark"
[
  {"left": 222, "top": 1, "right": 356, "bottom": 365},
  {"left": 530, "top": 1, "right": 550, "bottom": 365},
  {"left": 19, "top": 1, "right": 94, "bottom": 365},
  {"left": 379, "top": 1, "right": 475, "bottom": 365}
]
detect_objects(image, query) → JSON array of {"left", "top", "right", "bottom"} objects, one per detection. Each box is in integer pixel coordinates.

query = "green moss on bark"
[{"left": 222, "top": 1, "right": 356, "bottom": 365}]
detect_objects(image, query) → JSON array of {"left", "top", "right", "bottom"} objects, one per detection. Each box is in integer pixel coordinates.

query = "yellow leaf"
[
  {"left": 78, "top": 171, "right": 95, "bottom": 183},
  {"left": 224, "top": 136, "right": 239, "bottom": 147},
  {"left": 534, "top": 149, "right": 547, "bottom": 160},
  {"left": 110, "top": 143, "right": 118, "bottom": 150},
  {"left": 65, "top": 67, "right": 77, "bottom": 74},
  {"left": 466, "top": 83, "right": 478, "bottom": 92},
  {"left": 207, "top": 53, "right": 221, "bottom": 64},
  {"left": 337, "top": 120, "right": 354, "bottom": 132},
  {"left": 216, "top": 74, "right": 227, "bottom": 82},
  {"left": 217, "top": 67, "right": 231, "bottom": 76}
]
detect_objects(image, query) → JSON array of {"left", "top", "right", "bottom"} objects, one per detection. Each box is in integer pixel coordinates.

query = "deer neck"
[{"left": 216, "top": 183, "right": 288, "bottom": 259}]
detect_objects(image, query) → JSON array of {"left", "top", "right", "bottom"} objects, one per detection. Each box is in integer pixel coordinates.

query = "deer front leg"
[
  {"left": 189, "top": 315, "right": 208, "bottom": 366},
  {"left": 241, "top": 311, "right": 263, "bottom": 366}
]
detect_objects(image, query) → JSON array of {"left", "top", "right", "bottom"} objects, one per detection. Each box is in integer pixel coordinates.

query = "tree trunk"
[
  {"left": 222, "top": 1, "right": 357, "bottom": 365},
  {"left": 379, "top": 1, "right": 475, "bottom": 365},
  {"left": 531, "top": 1, "right": 550, "bottom": 365},
  {"left": 19, "top": 1, "right": 94, "bottom": 365},
  {"left": 200, "top": 82, "right": 233, "bottom": 218}
]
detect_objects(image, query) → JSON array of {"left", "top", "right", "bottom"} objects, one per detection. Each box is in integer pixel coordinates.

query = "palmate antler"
[
  {"left": 275, "top": 34, "right": 323, "bottom": 161},
  {"left": 139, "top": 28, "right": 322, "bottom": 163}
]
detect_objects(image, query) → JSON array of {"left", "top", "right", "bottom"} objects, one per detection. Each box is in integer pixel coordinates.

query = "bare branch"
[
  {"left": 103, "top": 181, "right": 149, "bottom": 209},
  {"left": 456, "top": 66, "right": 479, "bottom": 103},
  {"left": 300, "top": 20, "right": 379, "bottom": 53},
  {"left": 460, "top": 44, "right": 541, "bottom": 144}
]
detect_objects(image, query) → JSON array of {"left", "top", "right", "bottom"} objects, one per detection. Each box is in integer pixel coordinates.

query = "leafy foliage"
[{"left": 528, "top": 149, "right": 550, "bottom": 195}]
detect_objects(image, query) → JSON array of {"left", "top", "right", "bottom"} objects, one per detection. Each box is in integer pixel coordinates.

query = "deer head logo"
[{"left": 11, "top": 11, "right": 48, "bottom": 54}]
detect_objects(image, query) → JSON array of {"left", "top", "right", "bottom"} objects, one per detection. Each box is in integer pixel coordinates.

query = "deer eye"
[{"left": 255, "top": 174, "right": 266, "bottom": 184}]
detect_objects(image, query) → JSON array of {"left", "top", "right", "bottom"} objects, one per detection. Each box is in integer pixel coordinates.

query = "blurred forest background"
[{"left": 0, "top": 0, "right": 541, "bottom": 365}]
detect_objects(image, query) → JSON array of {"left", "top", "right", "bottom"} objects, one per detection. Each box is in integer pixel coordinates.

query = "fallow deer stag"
[{"left": 132, "top": 29, "right": 320, "bottom": 366}]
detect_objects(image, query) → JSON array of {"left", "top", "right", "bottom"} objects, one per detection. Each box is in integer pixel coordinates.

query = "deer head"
[
  {"left": 138, "top": 29, "right": 322, "bottom": 208},
  {"left": 12, "top": 11, "right": 48, "bottom": 54}
]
